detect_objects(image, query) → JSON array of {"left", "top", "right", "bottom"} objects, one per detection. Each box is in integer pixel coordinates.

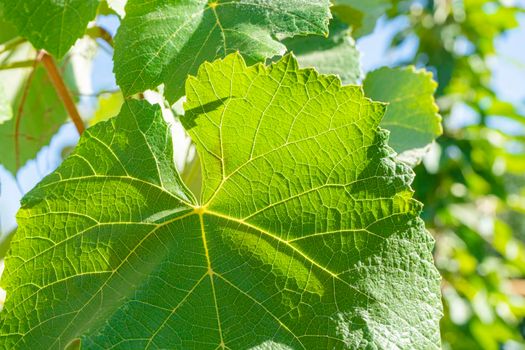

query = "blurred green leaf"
[
  {"left": 0, "top": 36, "right": 84, "bottom": 174},
  {"left": 332, "top": 0, "right": 392, "bottom": 37},
  {"left": 0, "top": 64, "right": 69, "bottom": 174},
  {"left": 89, "top": 92, "right": 124, "bottom": 127},
  {"left": 364, "top": 66, "right": 442, "bottom": 161},
  {"left": 0, "top": 0, "right": 99, "bottom": 58}
]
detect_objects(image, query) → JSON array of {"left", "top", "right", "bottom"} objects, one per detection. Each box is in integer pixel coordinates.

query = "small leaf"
[
  {"left": 364, "top": 66, "right": 443, "bottom": 162},
  {"left": 332, "top": 0, "right": 392, "bottom": 38},
  {"left": 0, "top": 54, "right": 442, "bottom": 349},
  {"left": 89, "top": 92, "right": 125, "bottom": 126},
  {"left": 0, "top": 0, "right": 99, "bottom": 58},
  {"left": 114, "top": 0, "right": 331, "bottom": 101},
  {"left": 283, "top": 17, "right": 362, "bottom": 84}
]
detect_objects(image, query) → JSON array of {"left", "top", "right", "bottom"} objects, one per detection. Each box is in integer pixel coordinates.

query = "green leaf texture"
[
  {"left": 283, "top": 18, "right": 362, "bottom": 85},
  {"left": 363, "top": 66, "right": 443, "bottom": 157},
  {"left": 114, "top": 0, "right": 331, "bottom": 101},
  {"left": 0, "top": 54, "right": 442, "bottom": 349},
  {"left": 0, "top": 0, "right": 99, "bottom": 58}
]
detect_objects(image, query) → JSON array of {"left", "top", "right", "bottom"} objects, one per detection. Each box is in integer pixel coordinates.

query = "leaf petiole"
[
  {"left": 40, "top": 52, "right": 85, "bottom": 135},
  {"left": 86, "top": 26, "right": 114, "bottom": 48},
  {"left": 0, "top": 60, "right": 36, "bottom": 71}
]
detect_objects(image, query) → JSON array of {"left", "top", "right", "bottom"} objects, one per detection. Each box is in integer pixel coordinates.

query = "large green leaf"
[
  {"left": 0, "top": 54, "right": 442, "bottom": 349},
  {"left": 364, "top": 66, "right": 442, "bottom": 162},
  {"left": 332, "top": 0, "right": 392, "bottom": 38},
  {"left": 0, "top": 0, "right": 99, "bottom": 58},
  {"left": 283, "top": 17, "right": 361, "bottom": 85},
  {"left": 114, "top": 0, "right": 331, "bottom": 101}
]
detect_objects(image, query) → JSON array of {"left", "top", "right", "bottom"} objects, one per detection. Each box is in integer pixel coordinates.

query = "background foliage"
[{"left": 386, "top": 1, "right": 525, "bottom": 349}]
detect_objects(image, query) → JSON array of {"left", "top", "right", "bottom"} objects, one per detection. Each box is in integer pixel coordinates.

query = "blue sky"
[{"left": 1, "top": 10, "right": 525, "bottom": 235}]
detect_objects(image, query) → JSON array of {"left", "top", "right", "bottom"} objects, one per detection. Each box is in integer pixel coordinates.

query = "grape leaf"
[
  {"left": 0, "top": 16, "right": 94, "bottom": 175},
  {"left": 89, "top": 92, "right": 125, "bottom": 126},
  {"left": 0, "top": 63, "right": 69, "bottom": 174},
  {"left": 0, "top": 0, "right": 99, "bottom": 58},
  {"left": 332, "top": 0, "right": 392, "bottom": 38},
  {"left": 363, "top": 66, "right": 442, "bottom": 161},
  {"left": 283, "top": 17, "right": 362, "bottom": 85},
  {"left": 0, "top": 54, "right": 442, "bottom": 349},
  {"left": 114, "top": 0, "right": 331, "bottom": 101},
  {"left": 0, "top": 40, "right": 84, "bottom": 175}
]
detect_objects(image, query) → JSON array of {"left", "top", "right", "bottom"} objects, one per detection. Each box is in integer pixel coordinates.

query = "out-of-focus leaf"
[
  {"left": 0, "top": 0, "right": 99, "bottom": 58},
  {"left": 485, "top": 99, "right": 525, "bottom": 125},
  {"left": 332, "top": 0, "right": 392, "bottom": 38},
  {"left": 364, "top": 66, "right": 442, "bottom": 161},
  {"left": 89, "top": 92, "right": 124, "bottom": 126},
  {"left": 283, "top": 17, "right": 361, "bottom": 84},
  {"left": 462, "top": 0, "right": 521, "bottom": 55},
  {"left": 0, "top": 22, "right": 95, "bottom": 174},
  {"left": 0, "top": 37, "right": 87, "bottom": 174},
  {"left": 0, "top": 66, "right": 68, "bottom": 174},
  {"left": 505, "top": 154, "right": 525, "bottom": 174}
]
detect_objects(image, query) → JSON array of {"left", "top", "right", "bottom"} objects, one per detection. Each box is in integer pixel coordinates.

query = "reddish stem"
[{"left": 40, "top": 51, "right": 85, "bottom": 135}]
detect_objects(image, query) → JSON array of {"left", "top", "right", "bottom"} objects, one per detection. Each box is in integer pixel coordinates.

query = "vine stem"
[
  {"left": 0, "top": 60, "right": 36, "bottom": 71},
  {"left": 40, "top": 51, "right": 85, "bottom": 135},
  {"left": 86, "top": 26, "right": 114, "bottom": 48}
]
